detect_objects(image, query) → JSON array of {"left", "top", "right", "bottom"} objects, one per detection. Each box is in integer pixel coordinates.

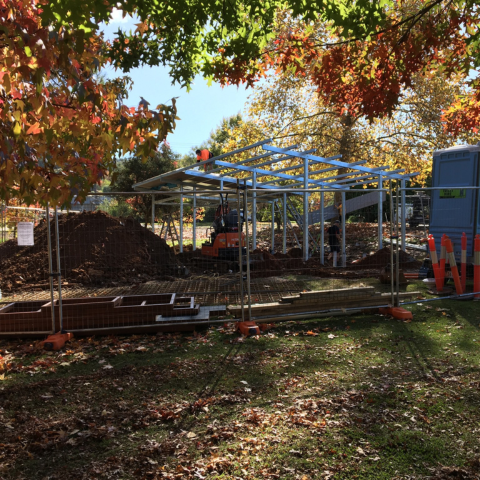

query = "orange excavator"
[{"left": 201, "top": 194, "right": 246, "bottom": 260}]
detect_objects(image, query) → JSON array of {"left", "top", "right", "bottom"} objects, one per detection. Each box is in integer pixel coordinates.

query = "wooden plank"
[
  {"left": 298, "top": 287, "right": 375, "bottom": 298},
  {"left": 229, "top": 291, "right": 419, "bottom": 318}
]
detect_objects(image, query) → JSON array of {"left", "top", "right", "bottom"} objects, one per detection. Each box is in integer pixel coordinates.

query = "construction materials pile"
[
  {"left": 0, "top": 211, "right": 181, "bottom": 293},
  {"left": 229, "top": 286, "right": 418, "bottom": 319}
]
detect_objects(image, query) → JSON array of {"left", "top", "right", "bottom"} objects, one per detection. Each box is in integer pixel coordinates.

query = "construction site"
[{"left": 0, "top": 141, "right": 479, "bottom": 337}]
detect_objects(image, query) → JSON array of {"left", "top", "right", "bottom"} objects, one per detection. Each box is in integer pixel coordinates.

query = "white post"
[
  {"left": 271, "top": 201, "right": 275, "bottom": 254},
  {"left": 341, "top": 190, "right": 346, "bottom": 267},
  {"left": 252, "top": 171, "right": 257, "bottom": 250},
  {"left": 193, "top": 185, "right": 197, "bottom": 251},
  {"left": 320, "top": 190, "right": 325, "bottom": 264},
  {"left": 283, "top": 193, "right": 287, "bottom": 254},
  {"left": 401, "top": 179, "right": 406, "bottom": 251},
  {"left": 378, "top": 174, "right": 383, "bottom": 250},
  {"left": 179, "top": 186, "right": 184, "bottom": 253},
  {"left": 303, "top": 157, "right": 309, "bottom": 261}
]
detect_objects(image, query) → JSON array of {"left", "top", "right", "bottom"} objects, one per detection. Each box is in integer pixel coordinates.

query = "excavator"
[{"left": 201, "top": 194, "right": 246, "bottom": 260}]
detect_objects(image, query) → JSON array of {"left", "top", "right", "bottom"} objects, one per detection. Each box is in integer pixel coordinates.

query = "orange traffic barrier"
[
  {"left": 236, "top": 321, "right": 260, "bottom": 336},
  {"left": 427, "top": 235, "right": 443, "bottom": 292},
  {"left": 474, "top": 234, "right": 480, "bottom": 300},
  {"left": 445, "top": 238, "right": 463, "bottom": 295},
  {"left": 461, "top": 232, "right": 467, "bottom": 293},
  {"left": 439, "top": 234, "right": 447, "bottom": 286},
  {"left": 379, "top": 307, "right": 413, "bottom": 320},
  {"left": 39, "top": 332, "right": 73, "bottom": 351}
]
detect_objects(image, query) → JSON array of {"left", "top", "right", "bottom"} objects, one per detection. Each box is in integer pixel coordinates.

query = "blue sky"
[{"left": 100, "top": 10, "right": 251, "bottom": 156}]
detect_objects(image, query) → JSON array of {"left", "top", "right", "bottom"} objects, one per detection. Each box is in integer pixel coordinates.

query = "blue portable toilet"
[{"left": 430, "top": 145, "right": 480, "bottom": 260}]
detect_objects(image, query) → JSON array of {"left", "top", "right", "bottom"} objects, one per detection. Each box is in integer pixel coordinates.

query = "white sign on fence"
[{"left": 17, "top": 222, "right": 34, "bottom": 246}]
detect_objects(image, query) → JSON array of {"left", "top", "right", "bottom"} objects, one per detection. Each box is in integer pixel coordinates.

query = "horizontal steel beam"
[{"left": 263, "top": 145, "right": 414, "bottom": 180}]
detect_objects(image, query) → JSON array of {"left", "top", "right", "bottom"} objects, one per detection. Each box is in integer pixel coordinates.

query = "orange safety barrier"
[
  {"left": 379, "top": 307, "right": 413, "bottom": 320},
  {"left": 445, "top": 238, "right": 463, "bottom": 295},
  {"left": 39, "top": 332, "right": 73, "bottom": 351},
  {"left": 461, "top": 232, "right": 467, "bottom": 293},
  {"left": 439, "top": 234, "right": 447, "bottom": 287},
  {"left": 474, "top": 234, "right": 480, "bottom": 300},
  {"left": 427, "top": 235, "right": 443, "bottom": 292}
]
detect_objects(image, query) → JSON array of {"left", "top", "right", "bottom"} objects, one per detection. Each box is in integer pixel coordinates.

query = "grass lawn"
[{"left": 0, "top": 291, "right": 480, "bottom": 479}]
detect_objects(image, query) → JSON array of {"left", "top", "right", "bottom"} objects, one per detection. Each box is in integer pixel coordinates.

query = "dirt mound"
[
  {"left": 0, "top": 211, "right": 180, "bottom": 292},
  {"left": 350, "top": 247, "right": 422, "bottom": 270}
]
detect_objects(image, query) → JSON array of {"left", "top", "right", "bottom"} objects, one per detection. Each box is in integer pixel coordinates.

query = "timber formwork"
[{"left": 0, "top": 294, "right": 221, "bottom": 336}]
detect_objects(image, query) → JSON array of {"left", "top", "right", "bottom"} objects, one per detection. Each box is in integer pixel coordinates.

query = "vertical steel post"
[
  {"left": 237, "top": 180, "right": 245, "bottom": 322},
  {"left": 151, "top": 194, "right": 155, "bottom": 233},
  {"left": 389, "top": 181, "right": 394, "bottom": 306},
  {"left": 46, "top": 203, "right": 56, "bottom": 333},
  {"left": 179, "top": 186, "right": 184, "bottom": 253},
  {"left": 401, "top": 179, "right": 406, "bottom": 251},
  {"left": 378, "top": 174, "right": 383, "bottom": 250},
  {"left": 341, "top": 190, "right": 346, "bottom": 267},
  {"left": 271, "top": 201, "right": 275, "bottom": 254},
  {"left": 283, "top": 193, "right": 287, "bottom": 254},
  {"left": 395, "top": 182, "right": 400, "bottom": 307},
  {"left": 252, "top": 171, "right": 257, "bottom": 250},
  {"left": 243, "top": 181, "right": 252, "bottom": 321},
  {"left": 303, "top": 157, "right": 309, "bottom": 261},
  {"left": 0, "top": 203, "right": 2, "bottom": 244},
  {"left": 320, "top": 190, "right": 325, "bottom": 264},
  {"left": 193, "top": 185, "right": 197, "bottom": 251},
  {"left": 54, "top": 207, "right": 63, "bottom": 332}
]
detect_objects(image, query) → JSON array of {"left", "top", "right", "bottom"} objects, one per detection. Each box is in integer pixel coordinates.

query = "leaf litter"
[{"left": 0, "top": 303, "right": 480, "bottom": 479}]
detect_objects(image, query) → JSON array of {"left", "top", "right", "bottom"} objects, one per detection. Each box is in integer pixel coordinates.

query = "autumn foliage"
[
  {"left": 213, "top": 1, "right": 480, "bottom": 135},
  {"left": 0, "top": 1, "right": 177, "bottom": 207}
]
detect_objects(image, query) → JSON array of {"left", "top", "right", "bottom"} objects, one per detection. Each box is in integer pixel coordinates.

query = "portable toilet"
[{"left": 429, "top": 145, "right": 480, "bottom": 260}]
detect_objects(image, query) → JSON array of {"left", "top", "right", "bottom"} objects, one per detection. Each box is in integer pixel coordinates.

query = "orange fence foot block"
[
  {"left": 236, "top": 321, "right": 261, "bottom": 336},
  {"left": 379, "top": 307, "right": 413, "bottom": 320},
  {"left": 39, "top": 332, "right": 73, "bottom": 351}
]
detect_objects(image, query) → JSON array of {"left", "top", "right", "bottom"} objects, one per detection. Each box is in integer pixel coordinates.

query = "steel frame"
[{"left": 133, "top": 140, "right": 419, "bottom": 260}]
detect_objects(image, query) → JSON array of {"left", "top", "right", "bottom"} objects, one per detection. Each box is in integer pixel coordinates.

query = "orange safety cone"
[
  {"left": 445, "top": 238, "right": 463, "bottom": 295},
  {"left": 439, "top": 234, "right": 447, "bottom": 287},
  {"left": 427, "top": 235, "right": 443, "bottom": 292},
  {"left": 474, "top": 234, "right": 480, "bottom": 300},
  {"left": 461, "top": 232, "right": 467, "bottom": 293}
]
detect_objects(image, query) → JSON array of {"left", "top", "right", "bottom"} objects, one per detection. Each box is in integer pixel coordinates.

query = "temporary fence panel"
[
  {"left": 0, "top": 204, "right": 53, "bottom": 334},
  {"left": 8, "top": 184, "right": 477, "bottom": 336}
]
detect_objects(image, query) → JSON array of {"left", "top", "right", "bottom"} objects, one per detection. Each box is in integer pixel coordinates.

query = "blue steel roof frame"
[
  {"left": 257, "top": 155, "right": 360, "bottom": 186},
  {"left": 263, "top": 145, "right": 419, "bottom": 181},
  {"left": 215, "top": 147, "right": 314, "bottom": 178},
  {"left": 317, "top": 166, "right": 392, "bottom": 184},
  {"left": 132, "top": 138, "right": 273, "bottom": 191},
  {"left": 133, "top": 139, "right": 419, "bottom": 197},
  {"left": 214, "top": 160, "right": 348, "bottom": 189},
  {"left": 206, "top": 144, "right": 299, "bottom": 175}
]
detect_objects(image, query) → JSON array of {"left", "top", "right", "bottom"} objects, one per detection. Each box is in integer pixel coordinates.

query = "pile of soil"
[
  {"left": 0, "top": 211, "right": 181, "bottom": 292},
  {"left": 350, "top": 247, "right": 422, "bottom": 270}
]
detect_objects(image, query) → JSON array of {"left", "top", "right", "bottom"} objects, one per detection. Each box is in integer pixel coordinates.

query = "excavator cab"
[{"left": 201, "top": 195, "right": 247, "bottom": 260}]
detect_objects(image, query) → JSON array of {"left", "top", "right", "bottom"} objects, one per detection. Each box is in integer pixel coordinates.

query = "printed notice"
[{"left": 17, "top": 222, "right": 34, "bottom": 246}]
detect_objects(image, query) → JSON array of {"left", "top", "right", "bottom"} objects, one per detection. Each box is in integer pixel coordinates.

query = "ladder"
[
  {"left": 285, "top": 197, "right": 320, "bottom": 252},
  {"left": 159, "top": 214, "right": 180, "bottom": 247}
]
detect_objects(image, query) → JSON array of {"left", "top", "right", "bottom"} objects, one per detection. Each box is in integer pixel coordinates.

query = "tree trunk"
[{"left": 334, "top": 113, "right": 356, "bottom": 219}]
